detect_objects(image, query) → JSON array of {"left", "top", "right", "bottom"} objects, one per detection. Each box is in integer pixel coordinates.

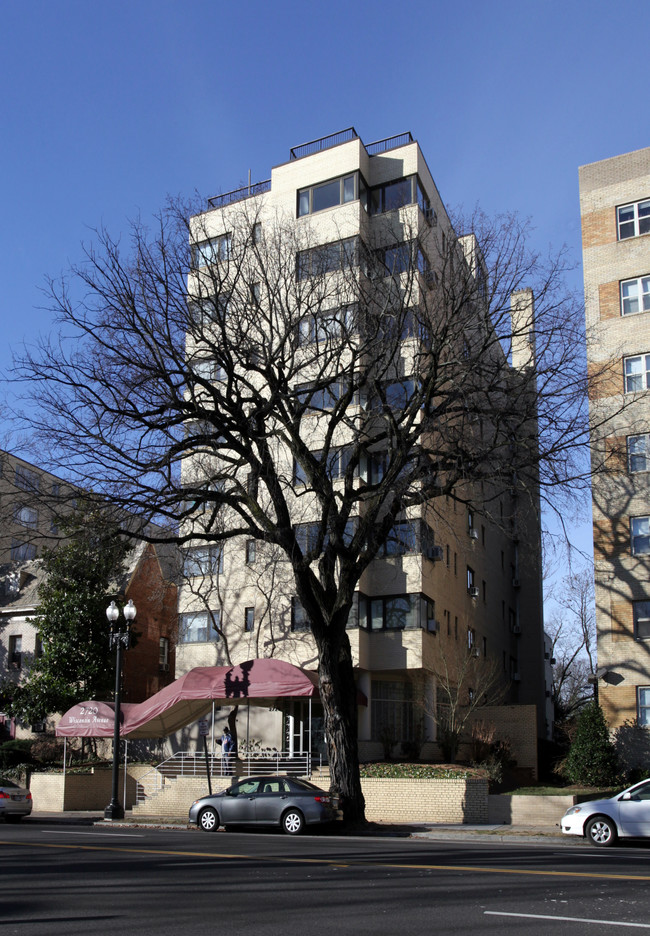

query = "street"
[{"left": 2, "top": 822, "right": 650, "bottom": 935}]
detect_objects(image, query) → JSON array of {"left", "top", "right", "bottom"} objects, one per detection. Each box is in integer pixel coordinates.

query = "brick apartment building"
[{"left": 579, "top": 146, "right": 650, "bottom": 730}]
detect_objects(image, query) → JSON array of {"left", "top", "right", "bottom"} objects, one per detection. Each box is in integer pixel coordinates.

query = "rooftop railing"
[
  {"left": 290, "top": 127, "right": 359, "bottom": 161},
  {"left": 207, "top": 179, "right": 271, "bottom": 210},
  {"left": 365, "top": 132, "right": 414, "bottom": 156}
]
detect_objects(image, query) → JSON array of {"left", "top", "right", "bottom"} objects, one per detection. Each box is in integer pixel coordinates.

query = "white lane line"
[
  {"left": 43, "top": 831, "right": 145, "bottom": 838},
  {"left": 485, "top": 911, "right": 650, "bottom": 928}
]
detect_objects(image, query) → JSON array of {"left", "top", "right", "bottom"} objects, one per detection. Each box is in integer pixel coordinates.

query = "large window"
[
  {"left": 296, "top": 237, "right": 358, "bottom": 280},
  {"left": 631, "top": 517, "right": 650, "bottom": 555},
  {"left": 178, "top": 610, "right": 220, "bottom": 643},
  {"left": 634, "top": 601, "right": 650, "bottom": 639},
  {"left": 297, "top": 304, "right": 357, "bottom": 346},
  {"left": 364, "top": 594, "right": 419, "bottom": 630},
  {"left": 14, "top": 465, "right": 39, "bottom": 492},
  {"left": 618, "top": 200, "right": 650, "bottom": 240},
  {"left": 624, "top": 354, "right": 650, "bottom": 392},
  {"left": 371, "top": 679, "right": 416, "bottom": 742},
  {"left": 638, "top": 687, "right": 650, "bottom": 726},
  {"left": 621, "top": 276, "right": 650, "bottom": 316},
  {"left": 294, "top": 446, "right": 356, "bottom": 486},
  {"left": 14, "top": 505, "right": 38, "bottom": 528},
  {"left": 9, "top": 635, "right": 22, "bottom": 669},
  {"left": 191, "top": 233, "right": 231, "bottom": 268},
  {"left": 11, "top": 540, "right": 36, "bottom": 560},
  {"left": 369, "top": 175, "right": 430, "bottom": 218},
  {"left": 291, "top": 596, "right": 310, "bottom": 631},
  {"left": 629, "top": 434, "right": 650, "bottom": 472},
  {"left": 298, "top": 173, "right": 359, "bottom": 217},
  {"left": 183, "top": 546, "right": 224, "bottom": 577}
]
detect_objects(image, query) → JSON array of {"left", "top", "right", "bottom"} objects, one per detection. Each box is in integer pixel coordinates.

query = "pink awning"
[{"left": 56, "top": 659, "right": 324, "bottom": 739}]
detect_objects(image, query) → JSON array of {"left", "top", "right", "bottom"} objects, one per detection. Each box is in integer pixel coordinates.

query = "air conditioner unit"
[
  {"left": 513, "top": 625, "right": 521, "bottom": 635},
  {"left": 468, "top": 586, "right": 480, "bottom": 598},
  {"left": 424, "top": 206, "right": 437, "bottom": 226},
  {"left": 427, "top": 545, "right": 444, "bottom": 561},
  {"left": 550, "top": 657, "right": 556, "bottom": 665},
  {"left": 427, "top": 619, "right": 439, "bottom": 634},
  {"left": 469, "top": 528, "right": 479, "bottom": 540},
  {"left": 512, "top": 672, "right": 521, "bottom": 682},
  {"left": 471, "top": 647, "right": 480, "bottom": 658},
  {"left": 512, "top": 577, "right": 520, "bottom": 588},
  {"left": 545, "top": 690, "right": 551, "bottom": 698},
  {"left": 159, "top": 663, "right": 169, "bottom": 673}
]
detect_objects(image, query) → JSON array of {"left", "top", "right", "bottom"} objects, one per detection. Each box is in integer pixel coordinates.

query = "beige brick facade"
[{"left": 580, "top": 147, "right": 650, "bottom": 731}]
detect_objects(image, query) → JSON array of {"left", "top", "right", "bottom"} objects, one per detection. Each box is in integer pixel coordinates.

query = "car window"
[
  {"left": 288, "top": 777, "right": 321, "bottom": 792},
  {"left": 231, "top": 780, "right": 259, "bottom": 796},
  {"left": 632, "top": 782, "right": 650, "bottom": 801},
  {"left": 0, "top": 777, "right": 19, "bottom": 788},
  {"left": 259, "top": 780, "right": 289, "bottom": 794}
]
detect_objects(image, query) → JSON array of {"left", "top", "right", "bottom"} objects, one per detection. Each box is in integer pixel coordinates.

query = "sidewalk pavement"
[{"left": 24, "top": 811, "right": 570, "bottom": 845}]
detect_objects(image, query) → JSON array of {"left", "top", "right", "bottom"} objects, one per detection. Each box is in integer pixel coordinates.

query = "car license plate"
[{"left": 11, "top": 795, "right": 24, "bottom": 801}]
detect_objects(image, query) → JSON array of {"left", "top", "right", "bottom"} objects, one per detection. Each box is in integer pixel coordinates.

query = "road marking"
[
  {"left": 2, "top": 840, "right": 650, "bottom": 881},
  {"left": 485, "top": 911, "right": 650, "bottom": 929},
  {"left": 43, "top": 831, "right": 145, "bottom": 838}
]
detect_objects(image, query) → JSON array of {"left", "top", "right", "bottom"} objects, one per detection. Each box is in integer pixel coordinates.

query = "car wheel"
[
  {"left": 198, "top": 807, "right": 220, "bottom": 832},
  {"left": 282, "top": 809, "right": 305, "bottom": 835},
  {"left": 586, "top": 815, "right": 617, "bottom": 847}
]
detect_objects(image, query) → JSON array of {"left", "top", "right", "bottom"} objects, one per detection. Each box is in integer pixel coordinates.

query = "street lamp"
[{"left": 104, "top": 598, "right": 136, "bottom": 821}]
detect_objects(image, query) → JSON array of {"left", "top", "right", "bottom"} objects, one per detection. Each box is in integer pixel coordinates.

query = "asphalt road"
[{"left": 2, "top": 822, "right": 650, "bottom": 935}]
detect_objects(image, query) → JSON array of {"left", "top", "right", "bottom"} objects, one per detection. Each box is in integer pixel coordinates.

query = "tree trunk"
[{"left": 316, "top": 629, "right": 366, "bottom": 825}]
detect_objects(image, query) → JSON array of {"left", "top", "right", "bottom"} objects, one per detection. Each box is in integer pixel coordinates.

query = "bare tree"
[
  {"left": 547, "top": 565, "right": 597, "bottom": 719},
  {"left": 11, "top": 196, "right": 612, "bottom": 822}
]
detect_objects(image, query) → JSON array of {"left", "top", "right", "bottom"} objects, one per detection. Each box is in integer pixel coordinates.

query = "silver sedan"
[
  {"left": 189, "top": 775, "right": 336, "bottom": 835},
  {"left": 0, "top": 777, "right": 33, "bottom": 822},
  {"left": 561, "top": 778, "right": 650, "bottom": 846}
]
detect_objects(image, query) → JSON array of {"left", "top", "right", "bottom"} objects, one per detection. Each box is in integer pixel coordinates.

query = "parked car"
[
  {"left": 189, "top": 775, "right": 336, "bottom": 835},
  {"left": 0, "top": 777, "right": 33, "bottom": 822},
  {"left": 561, "top": 778, "right": 650, "bottom": 847}
]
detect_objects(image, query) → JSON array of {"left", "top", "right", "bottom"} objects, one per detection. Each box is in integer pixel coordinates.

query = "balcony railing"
[
  {"left": 207, "top": 179, "right": 271, "bottom": 210},
  {"left": 290, "top": 127, "right": 359, "bottom": 161},
  {"left": 365, "top": 132, "right": 414, "bottom": 156}
]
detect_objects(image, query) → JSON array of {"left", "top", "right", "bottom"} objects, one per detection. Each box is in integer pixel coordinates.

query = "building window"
[
  {"left": 631, "top": 517, "right": 650, "bottom": 556},
  {"left": 297, "top": 304, "right": 357, "bottom": 346},
  {"left": 291, "top": 597, "right": 310, "bottom": 631},
  {"left": 14, "top": 505, "right": 38, "bottom": 528},
  {"left": 245, "top": 540, "right": 256, "bottom": 564},
  {"left": 9, "top": 635, "right": 22, "bottom": 669},
  {"left": 297, "top": 173, "right": 358, "bottom": 217},
  {"left": 191, "top": 233, "right": 231, "bottom": 268},
  {"left": 628, "top": 434, "right": 650, "bottom": 472},
  {"left": 178, "top": 611, "right": 220, "bottom": 643},
  {"left": 11, "top": 540, "right": 36, "bottom": 561},
  {"left": 371, "top": 679, "right": 416, "bottom": 742},
  {"left": 296, "top": 236, "right": 359, "bottom": 280},
  {"left": 159, "top": 637, "right": 169, "bottom": 669},
  {"left": 621, "top": 276, "right": 650, "bottom": 316},
  {"left": 363, "top": 594, "right": 419, "bottom": 631},
  {"left": 638, "top": 687, "right": 650, "bottom": 726},
  {"left": 369, "top": 175, "right": 429, "bottom": 217},
  {"left": 34, "top": 634, "right": 43, "bottom": 659},
  {"left": 191, "top": 358, "right": 226, "bottom": 382},
  {"left": 14, "top": 465, "right": 39, "bottom": 492},
  {"left": 624, "top": 354, "right": 650, "bottom": 392},
  {"left": 467, "top": 567, "right": 475, "bottom": 590},
  {"left": 244, "top": 607, "right": 255, "bottom": 633},
  {"left": 634, "top": 601, "right": 650, "bottom": 639},
  {"left": 183, "top": 546, "right": 224, "bottom": 577},
  {"left": 618, "top": 200, "right": 650, "bottom": 240},
  {"left": 252, "top": 222, "right": 262, "bottom": 244}
]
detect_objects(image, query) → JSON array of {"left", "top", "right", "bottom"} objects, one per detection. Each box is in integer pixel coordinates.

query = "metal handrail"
[
  {"left": 134, "top": 750, "right": 323, "bottom": 806},
  {"left": 290, "top": 128, "right": 359, "bottom": 160},
  {"left": 207, "top": 179, "right": 271, "bottom": 210},
  {"left": 365, "top": 132, "right": 414, "bottom": 156}
]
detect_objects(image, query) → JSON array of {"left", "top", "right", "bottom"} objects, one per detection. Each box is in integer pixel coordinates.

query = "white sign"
[{"left": 198, "top": 719, "right": 210, "bottom": 736}]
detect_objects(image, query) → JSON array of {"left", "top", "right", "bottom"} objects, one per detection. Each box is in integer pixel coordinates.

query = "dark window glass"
[{"left": 312, "top": 179, "right": 342, "bottom": 213}]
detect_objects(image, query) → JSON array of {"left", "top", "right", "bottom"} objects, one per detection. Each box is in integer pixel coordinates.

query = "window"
[
  {"left": 291, "top": 597, "right": 310, "bottom": 631},
  {"left": 11, "top": 540, "right": 36, "bottom": 561},
  {"left": 34, "top": 634, "right": 43, "bottom": 659},
  {"left": 639, "top": 687, "right": 650, "bottom": 726},
  {"left": 183, "top": 546, "right": 224, "bottom": 577},
  {"left": 364, "top": 594, "right": 419, "bottom": 631},
  {"left": 467, "top": 567, "right": 475, "bottom": 590},
  {"left": 624, "top": 354, "right": 650, "bottom": 392},
  {"left": 369, "top": 176, "right": 424, "bottom": 216},
  {"left": 467, "top": 627, "right": 475, "bottom": 649},
  {"left": 179, "top": 610, "right": 220, "bottom": 643},
  {"left": 252, "top": 222, "right": 262, "bottom": 244},
  {"left": 159, "top": 637, "right": 169, "bottom": 668},
  {"left": 296, "top": 237, "right": 358, "bottom": 280},
  {"left": 191, "top": 358, "right": 225, "bottom": 382},
  {"left": 382, "top": 521, "right": 418, "bottom": 557},
  {"left": 15, "top": 465, "right": 39, "bottom": 492},
  {"left": 371, "top": 679, "right": 416, "bottom": 741},
  {"left": 249, "top": 282, "right": 261, "bottom": 305},
  {"left": 634, "top": 601, "right": 650, "bottom": 639},
  {"left": 51, "top": 483, "right": 61, "bottom": 498},
  {"left": 9, "top": 635, "right": 22, "bottom": 669},
  {"left": 14, "top": 505, "right": 38, "bottom": 528},
  {"left": 191, "top": 233, "right": 231, "bottom": 268},
  {"left": 297, "top": 173, "right": 358, "bottom": 217},
  {"left": 631, "top": 517, "right": 650, "bottom": 555},
  {"left": 244, "top": 607, "right": 255, "bottom": 633},
  {"left": 618, "top": 200, "right": 650, "bottom": 240},
  {"left": 629, "top": 434, "right": 650, "bottom": 472},
  {"left": 245, "top": 540, "right": 256, "bottom": 564},
  {"left": 621, "top": 276, "right": 650, "bottom": 316},
  {"left": 297, "top": 304, "right": 357, "bottom": 346}
]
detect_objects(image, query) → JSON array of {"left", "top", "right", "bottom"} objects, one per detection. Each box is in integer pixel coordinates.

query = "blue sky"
[{"left": 1, "top": 0, "right": 647, "bottom": 568}]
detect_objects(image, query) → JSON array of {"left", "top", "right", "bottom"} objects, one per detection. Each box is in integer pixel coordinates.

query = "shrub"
[
  {"left": 612, "top": 719, "right": 650, "bottom": 783},
  {"left": 0, "top": 739, "right": 35, "bottom": 769},
  {"left": 30, "top": 738, "right": 65, "bottom": 766},
  {"left": 563, "top": 702, "right": 618, "bottom": 786}
]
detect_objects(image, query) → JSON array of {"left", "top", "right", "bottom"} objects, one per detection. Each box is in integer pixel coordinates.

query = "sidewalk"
[{"left": 25, "top": 811, "right": 569, "bottom": 844}]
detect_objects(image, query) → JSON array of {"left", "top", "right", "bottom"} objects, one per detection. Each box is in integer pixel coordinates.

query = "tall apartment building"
[
  {"left": 580, "top": 147, "right": 650, "bottom": 731},
  {"left": 180, "top": 130, "right": 546, "bottom": 761}
]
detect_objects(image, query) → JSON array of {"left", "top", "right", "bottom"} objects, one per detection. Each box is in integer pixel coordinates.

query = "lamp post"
[{"left": 104, "top": 598, "right": 136, "bottom": 821}]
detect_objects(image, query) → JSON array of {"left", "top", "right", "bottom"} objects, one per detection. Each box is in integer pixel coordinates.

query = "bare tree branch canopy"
[{"left": 11, "top": 192, "right": 611, "bottom": 822}]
